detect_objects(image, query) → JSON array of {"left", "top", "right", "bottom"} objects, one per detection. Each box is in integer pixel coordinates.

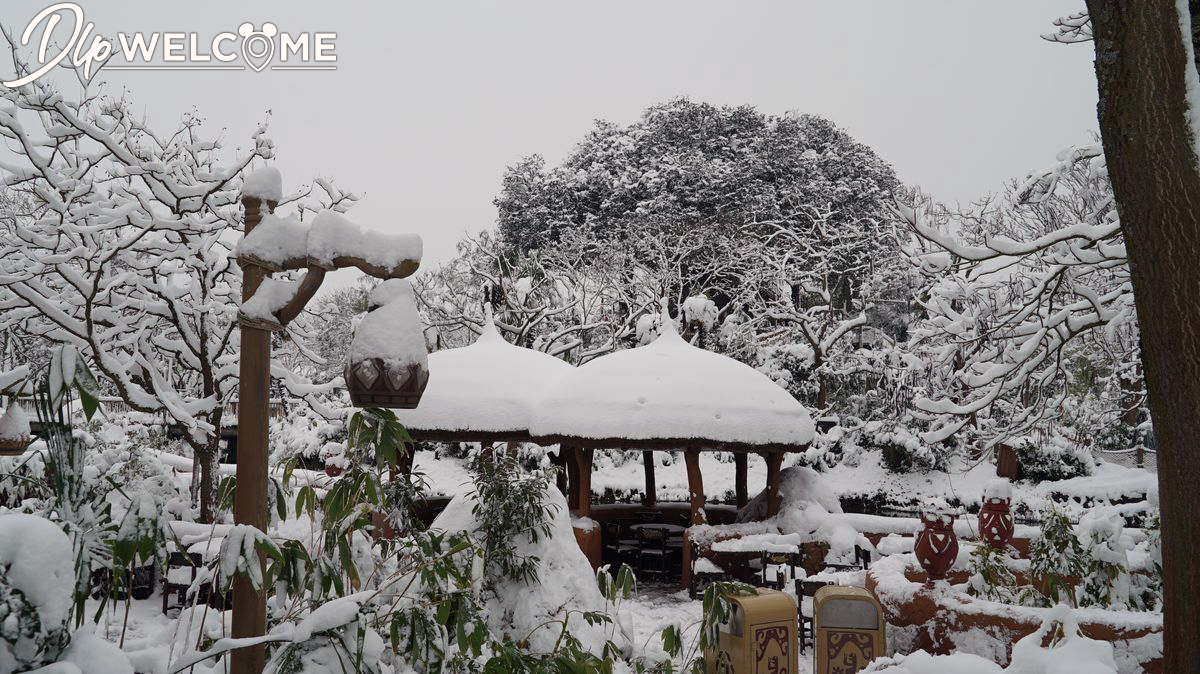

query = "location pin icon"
[{"left": 239, "top": 23, "right": 277, "bottom": 72}]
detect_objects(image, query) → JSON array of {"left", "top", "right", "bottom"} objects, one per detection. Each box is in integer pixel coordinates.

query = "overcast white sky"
[{"left": 2, "top": 1, "right": 1098, "bottom": 287}]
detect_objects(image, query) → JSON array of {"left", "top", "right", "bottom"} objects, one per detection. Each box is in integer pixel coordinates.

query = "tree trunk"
[{"left": 1086, "top": 2, "right": 1200, "bottom": 669}]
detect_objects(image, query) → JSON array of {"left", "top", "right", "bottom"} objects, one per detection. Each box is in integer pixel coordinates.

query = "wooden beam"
[
  {"left": 763, "top": 451, "right": 784, "bottom": 517},
  {"left": 734, "top": 452, "right": 748, "bottom": 509},
  {"left": 642, "top": 450, "right": 656, "bottom": 507},
  {"left": 685, "top": 447, "right": 706, "bottom": 525}
]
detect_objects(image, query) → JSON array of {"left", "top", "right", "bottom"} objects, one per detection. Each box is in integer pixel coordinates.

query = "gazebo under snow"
[
  {"left": 392, "top": 313, "right": 572, "bottom": 450},
  {"left": 530, "top": 312, "right": 815, "bottom": 526}
]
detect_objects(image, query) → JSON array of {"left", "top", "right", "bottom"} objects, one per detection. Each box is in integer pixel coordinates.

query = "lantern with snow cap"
[
  {"left": 0, "top": 400, "right": 31, "bottom": 456},
  {"left": 345, "top": 279, "right": 429, "bottom": 409}
]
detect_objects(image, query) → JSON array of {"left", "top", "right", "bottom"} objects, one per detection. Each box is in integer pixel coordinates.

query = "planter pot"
[
  {"left": 915, "top": 511, "right": 958, "bottom": 581},
  {"left": 979, "top": 496, "right": 1014, "bottom": 549}
]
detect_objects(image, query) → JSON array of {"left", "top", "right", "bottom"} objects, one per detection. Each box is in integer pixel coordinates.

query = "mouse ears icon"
[{"left": 238, "top": 22, "right": 277, "bottom": 71}]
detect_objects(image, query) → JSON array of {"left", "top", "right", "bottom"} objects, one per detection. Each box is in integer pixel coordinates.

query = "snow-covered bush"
[
  {"left": 966, "top": 542, "right": 1019, "bottom": 604},
  {"left": 1025, "top": 507, "right": 1090, "bottom": 608},
  {"left": 1075, "top": 507, "right": 1131, "bottom": 610},
  {"left": 0, "top": 514, "right": 73, "bottom": 670},
  {"left": 1013, "top": 437, "right": 1092, "bottom": 483}
]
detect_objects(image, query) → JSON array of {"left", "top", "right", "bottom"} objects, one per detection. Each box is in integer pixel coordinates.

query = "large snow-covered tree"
[
  {"left": 495, "top": 99, "right": 899, "bottom": 302},
  {"left": 0, "top": 49, "right": 343, "bottom": 521}
]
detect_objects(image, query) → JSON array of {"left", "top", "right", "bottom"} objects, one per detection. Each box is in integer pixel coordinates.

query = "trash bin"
[
  {"left": 704, "top": 588, "right": 798, "bottom": 674},
  {"left": 812, "top": 585, "right": 885, "bottom": 674}
]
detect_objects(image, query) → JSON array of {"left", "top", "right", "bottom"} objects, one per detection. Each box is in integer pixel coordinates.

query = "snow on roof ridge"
[
  {"left": 474, "top": 304, "right": 506, "bottom": 345},
  {"left": 653, "top": 299, "right": 685, "bottom": 346}
]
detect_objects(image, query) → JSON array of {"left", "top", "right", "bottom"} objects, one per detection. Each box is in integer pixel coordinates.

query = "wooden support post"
[
  {"left": 642, "top": 450, "right": 656, "bottom": 507},
  {"left": 763, "top": 451, "right": 784, "bottom": 517},
  {"left": 398, "top": 442, "right": 415, "bottom": 479},
  {"left": 232, "top": 194, "right": 274, "bottom": 674},
  {"left": 685, "top": 447, "right": 706, "bottom": 525},
  {"left": 565, "top": 446, "right": 580, "bottom": 512},
  {"left": 734, "top": 452, "right": 748, "bottom": 509},
  {"left": 548, "top": 448, "right": 568, "bottom": 496},
  {"left": 576, "top": 447, "right": 594, "bottom": 517}
]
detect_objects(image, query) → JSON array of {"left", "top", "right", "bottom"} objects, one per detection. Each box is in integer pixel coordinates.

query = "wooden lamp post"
[{"left": 232, "top": 169, "right": 423, "bottom": 674}]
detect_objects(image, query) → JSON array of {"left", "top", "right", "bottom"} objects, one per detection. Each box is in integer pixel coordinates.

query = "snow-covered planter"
[{"left": 865, "top": 553, "right": 1162, "bottom": 673}]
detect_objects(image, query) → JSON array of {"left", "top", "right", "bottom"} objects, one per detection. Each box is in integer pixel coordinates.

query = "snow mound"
[
  {"left": 733, "top": 466, "right": 857, "bottom": 555},
  {"left": 531, "top": 318, "right": 814, "bottom": 448},
  {"left": 0, "top": 513, "right": 74, "bottom": 629},
  {"left": 0, "top": 403, "right": 31, "bottom": 441},
  {"left": 309, "top": 210, "right": 422, "bottom": 273},
  {"left": 236, "top": 211, "right": 421, "bottom": 274},
  {"left": 61, "top": 624, "right": 134, "bottom": 674},
  {"left": 393, "top": 313, "right": 571, "bottom": 435},
  {"left": 241, "top": 167, "right": 283, "bottom": 202},
  {"left": 430, "top": 485, "right": 629, "bottom": 655},
  {"left": 348, "top": 279, "right": 428, "bottom": 372}
]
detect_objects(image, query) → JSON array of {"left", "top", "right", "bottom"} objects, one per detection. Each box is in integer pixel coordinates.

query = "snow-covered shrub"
[
  {"left": 1014, "top": 437, "right": 1092, "bottom": 483},
  {"left": 966, "top": 542, "right": 1019, "bottom": 603},
  {"left": 1075, "top": 507, "right": 1131, "bottom": 610},
  {"left": 468, "top": 446, "right": 556, "bottom": 585},
  {"left": 1025, "top": 507, "right": 1090, "bottom": 608},
  {"left": 0, "top": 514, "right": 73, "bottom": 671},
  {"left": 271, "top": 410, "right": 347, "bottom": 465},
  {"left": 1129, "top": 511, "right": 1162, "bottom": 612},
  {"left": 873, "top": 425, "right": 949, "bottom": 473}
]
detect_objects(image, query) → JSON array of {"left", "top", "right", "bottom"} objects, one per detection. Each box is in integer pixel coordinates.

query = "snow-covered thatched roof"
[
  {"left": 393, "top": 315, "right": 572, "bottom": 440},
  {"left": 530, "top": 317, "right": 814, "bottom": 451}
]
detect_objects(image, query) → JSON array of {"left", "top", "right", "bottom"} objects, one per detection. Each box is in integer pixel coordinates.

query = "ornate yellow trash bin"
[
  {"left": 704, "top": 589, "right": 798, "bottom": 674},
  {"left": 813, "top": 586, "right": 885, "bottom": 674}
]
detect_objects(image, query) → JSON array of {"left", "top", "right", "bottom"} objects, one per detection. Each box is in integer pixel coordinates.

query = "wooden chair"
[
  {"left": 821, "top": 545, "right": 872, "bottom": 573},
  {"left": 796, "top": 579, "right": 833, "bottom": 654},
  {"left": 756, "top": 550, "right": 800, "bottom": 590},
  {"left": 162, "top": 550, "right": 231, "bottom": 614},
  {"left": 162, "top": 551, "right": 203, "bottom": 614},
  {"left": 636, "top": 526, "right": 669, "bottom": 582},
  {"left": 91, "top": 558, "right": 156, "bottom": 601},
  {"left": 602, "top": 521, "right": 638, "bottom": 568},
  {"left": 689, "top": 540, "right": 730, "bottom": 599}
]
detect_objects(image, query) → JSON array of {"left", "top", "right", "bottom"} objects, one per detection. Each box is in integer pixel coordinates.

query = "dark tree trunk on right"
[{"left": 1086, "top": 1, "right": 1200, "bottom": 670}]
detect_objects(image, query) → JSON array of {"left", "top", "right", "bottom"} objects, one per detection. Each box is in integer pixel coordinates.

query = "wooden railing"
[{"left": 14, "top": 397, "right": 287, "bottom": 423}]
